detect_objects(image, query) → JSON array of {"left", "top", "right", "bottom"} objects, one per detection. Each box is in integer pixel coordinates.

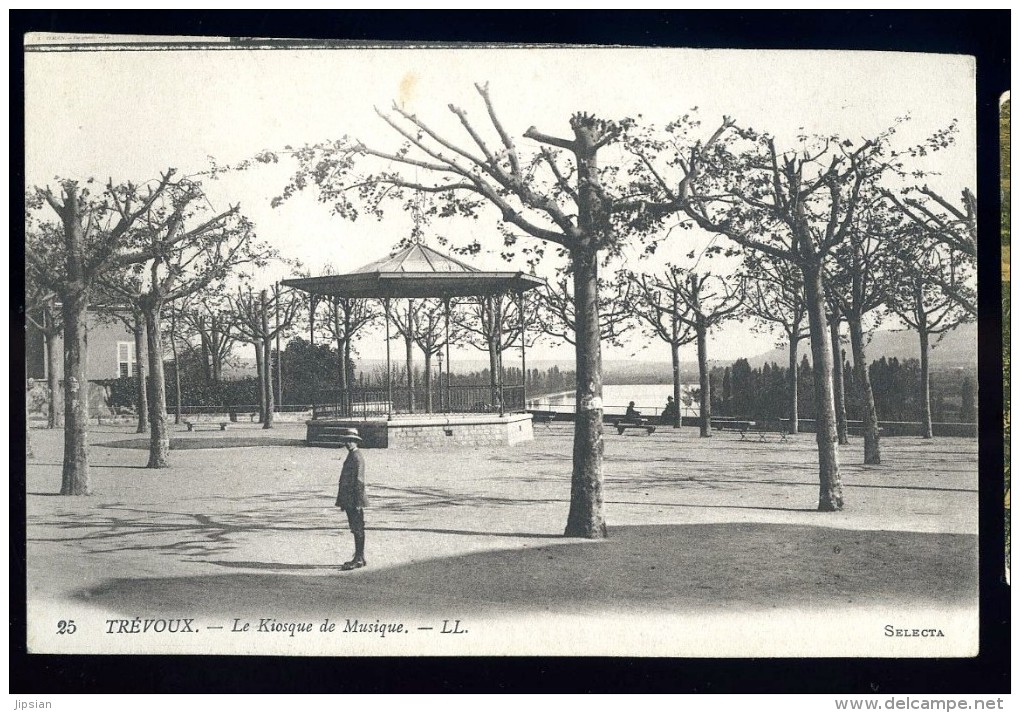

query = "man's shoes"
[{"left": 340, "top": 558, "right": 367, "bottom": 571}]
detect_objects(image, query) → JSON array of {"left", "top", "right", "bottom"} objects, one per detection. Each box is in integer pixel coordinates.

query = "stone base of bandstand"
[{"left": 306, "top": 412, "right": 534, "bottom": 449}]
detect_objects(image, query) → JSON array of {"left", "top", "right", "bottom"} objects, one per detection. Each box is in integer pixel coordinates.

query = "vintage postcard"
[{"left": 23, "top": 37, "right": 982, "bottom": 658}]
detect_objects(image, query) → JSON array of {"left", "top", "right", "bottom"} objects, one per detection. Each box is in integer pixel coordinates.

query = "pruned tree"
[
  {"left": 179, "top": 288, "right": 238, "bottom": 385},
  {"left": 229, "top": 284, "right": 301, "bottom": 429},
  {"left": 455, "top": 291, "right": 539, "bottom": 402},
  {"left": 387, "top": 299, "right": 423, "bottom": 414},
  {"left": 100, "top": 178, "right": 265, "bottom": 466},
  {"left": 888, "top": 242, "right": 974, "bottom": 439},
  {"left": 675, "top": 271, "right": 742, "bottom": 436},
  {"left": 317, "top": 294, "right": 380, "bottom": 413},
  {"left": 824, "top": 299, "right": 850, "bottom": 446},
  {"left": 267, "top": 85, "right": 729, "bottom": 537},
  {"left": 24, "top": 273, "right": 64, "bottom": 429},
  {"left": 626, "top": 271, "right": 697, "bottom": 429},
  {"left": 535, "top": 273, "right": 634, "bottom": 348},
  {"left": 637, "top": 123, "right": 901, "bottom": 511},
  {"left": 739, "top": 254, "right": 810, "bottom": 435},
  {"left": 26, "top": 173, "right": 180, "bottom": 494},
  {"left": 883, "top": 186, "right": 977, "bottom": 316},
  {"left": 825, "top": 199, "right": 902, "bottom": 463}
]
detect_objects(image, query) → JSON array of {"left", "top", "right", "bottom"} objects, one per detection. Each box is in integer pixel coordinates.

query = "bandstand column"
[
  {"left": 384, "top": 297, "right": 392, "bottom": 421},
  {"left": 444, "top": 298, "right": 451, "bottom": 414},
  {"left": 519, "top": 289, "right": 527, "bottom": 408},
  {"left": 497, "top": 292, "right": 504, "bottom": 417}
]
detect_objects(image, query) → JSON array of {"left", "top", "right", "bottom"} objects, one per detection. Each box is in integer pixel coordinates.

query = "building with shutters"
[{"left": 25, "top": 308, "right": 146, "bottom": 382}]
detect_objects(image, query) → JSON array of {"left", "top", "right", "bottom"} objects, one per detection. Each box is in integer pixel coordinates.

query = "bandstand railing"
[{"left": 312, "top": 384, "right": 527, "bottom": 419}]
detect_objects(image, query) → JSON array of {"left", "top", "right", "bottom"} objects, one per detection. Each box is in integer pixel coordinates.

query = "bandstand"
[{"left": 281, "top": 244, "right": 544, "bottom": 448}]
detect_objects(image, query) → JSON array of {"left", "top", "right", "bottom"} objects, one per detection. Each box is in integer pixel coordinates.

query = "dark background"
[{"left": 9, "top": 9, "right": 1010, "bottom": 694}]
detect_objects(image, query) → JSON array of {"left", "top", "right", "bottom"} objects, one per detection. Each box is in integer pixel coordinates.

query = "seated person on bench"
[
  {"left": 660, "top": 396, "right": 678, "bottom": 424},
  {"left": 624, "top": 402, "right": 642, "bottom": 422}
]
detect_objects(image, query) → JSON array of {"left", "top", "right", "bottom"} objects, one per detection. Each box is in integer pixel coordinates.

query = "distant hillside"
[{"left": 746, "top": 322, "right": 978, "bottom": 369}]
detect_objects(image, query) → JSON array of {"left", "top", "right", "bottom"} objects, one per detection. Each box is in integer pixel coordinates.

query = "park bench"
[
  {"left": 611, "top": 417, "right": 656, "bottom": 436},
  {"left": 184, "top": 420, "right": 229, "bottom": 432},
  {"left": 741, "top": 420, "right": 789, "bottom": 443},
  {"left": 717, "top": 420, "right": 752, "bottom": 433},
  {"left": 229, "top": 410, "right": 259, "bottom": 423}
]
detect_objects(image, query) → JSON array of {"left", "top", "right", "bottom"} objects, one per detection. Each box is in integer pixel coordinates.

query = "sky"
[{"left": 24, "top": 40, "right": 977, "bottom": 365}]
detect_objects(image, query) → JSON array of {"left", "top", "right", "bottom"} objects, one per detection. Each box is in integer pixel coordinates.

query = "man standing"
[{"left": 334, "top": 428, "right": 367, "bottom": 570}]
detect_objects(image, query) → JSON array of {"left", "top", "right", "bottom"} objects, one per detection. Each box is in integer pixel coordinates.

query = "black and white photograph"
[{"left": 18, "top": 29, "right": 996, "bottom": 668}]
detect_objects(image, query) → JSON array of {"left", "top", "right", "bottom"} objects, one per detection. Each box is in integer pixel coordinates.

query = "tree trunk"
[
  {"left": 45, "top": 330, "right": 61, "bottom": 428},
  {"left": 26, "top": 383, "right": 35, "bottom": 459},
  {"left": 488, "top": 334, "right": 499, "bottom": 408},
  {"left": 144, "top": 304, "right": 171, "bottom": 468},
  {"left": 829, "top": 313, "right": 849, "bottom": 446},
  {"left": 696, "top": 319, "right": 711, "bottom": 437},
  {"left": 344, "top": 337, "right": 353, "bottom": 415},
  {"left": 169, "top": 315, "right": 182, "bottom": 425},
  {"left": 60, "top": 294, "right": 91, "bottom": 495},
  {"left": 134, "top": 313, "right": 149, "bottom": 434},
  {"left": 254, "top": 342, "right": 265, "bottom": 423},
  {"left": 263, "top": 340, "right": 275, "bottom": 429},
  {"left": 210, "top": 322, "right": 222, "bottom": 383},
  {"left": 405, "top": 333, "right": 415, "bottom": 414},
  {"left": 337, "top": 336, "right": 347, "bottom": 416},
  {"left": 200, "top": 335, "right": 212, "bottom": 384},
  {"left": 670, "top": 342, "right": 682, "bottom": 428},
  {"left": 787, "top": 335, "right": 799, "bottom": 434},
  {"left": 802, "top": 265, "right": 844, "bottom": 511},
  {"left": 261, "top": 290, "right": 275, "bottom": 429},
  {"left": 918, "top": 326, "right": 933, "bottom": 439},
  {"left": 424, "top": 351, "right": 433, "bottom": 413},
  {"left": 564, "top": 242, "right": 607, "bottom": 538},
  {"left": 848, "top": 316, "right": 882, "bottom": 464}
]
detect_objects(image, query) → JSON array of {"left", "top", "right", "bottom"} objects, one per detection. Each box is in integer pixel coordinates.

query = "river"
[{"left": 528, "top": 383, "right": 700, "bottom": 417}]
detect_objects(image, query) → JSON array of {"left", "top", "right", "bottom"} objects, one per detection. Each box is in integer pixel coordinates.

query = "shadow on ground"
[
  {"left": 76, "top": 522, "right": 976, "bottom": 618},
  {"left": 101, "top": 437, "right": 305, "bottom": 450}
]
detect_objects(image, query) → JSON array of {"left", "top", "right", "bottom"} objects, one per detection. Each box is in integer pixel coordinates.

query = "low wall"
[
  {"left": 528, "top": 410, "right": 977, "bottom": 438},
  {"left": 309, "top": 413, "right": 534, "bottom": 449}
]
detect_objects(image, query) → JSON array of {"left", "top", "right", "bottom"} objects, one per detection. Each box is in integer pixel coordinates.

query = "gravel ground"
[{"left": 24, "top": 421, "right": 980, "bottom": 656}]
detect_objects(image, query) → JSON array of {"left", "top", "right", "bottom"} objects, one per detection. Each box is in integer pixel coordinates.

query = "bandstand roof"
[{"left": 282, "top": 244, "right": 545, "bottom": 299}]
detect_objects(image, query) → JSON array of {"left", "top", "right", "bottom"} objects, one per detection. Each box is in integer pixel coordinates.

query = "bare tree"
[
  {"left": 24, "top": 275, "right": 63, "bottom": 429},
  {"left": 269, "top": 85, "right": 728, "bottom": 537},
  {"left": 101, "top": 178, "right": 264, "bottom": 466},
  {"left": 883, "top": 186, "right": 977, "bottom": 315},
  {"left": 627, "top": 271, "right": 697, "bottom": 429},
  {"left": 825, "top": 200, "right": 902, "bottom": 463},
  {"left": 229, "top": 284, "right": 301, "bottom": 428},
  {"left": 26, "top": 174, "right": 179, "bottom": 494},
  {"left": 455, "top": 292, "right": 538, "bottom": 402},
  {"left": 675, "top": 271, "right": 742, "bottom": 436},
  {"left": 180, "top": 289, "right": 238, "bottom": 385},
  {"left": 739, "top": 254, "right": 810, "bottom": 435},
  {"left": 535, "top": 273, "right": 634, "bottom": 348},
  {"left": 889, "top": 243, "right": 974, "bottom": 439},
  {"left": 636, "top": 124, "right": 898, "bottom": 511},
  {"left": 316, "top": 293, "right": 380, "bottom": 413}
]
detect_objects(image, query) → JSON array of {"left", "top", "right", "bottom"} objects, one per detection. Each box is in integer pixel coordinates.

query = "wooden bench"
[
  {"left": 612, "top": 417, "right": 656, "bottom": 436},
  {"left": 184, "top": 420, "right": 229, "bottom": 432},
  {"left": 717, "top": 420, "right": 752, "bottom": 433},
  {"left": 229, "top": 411, "right": 259, "bottom": 423}
]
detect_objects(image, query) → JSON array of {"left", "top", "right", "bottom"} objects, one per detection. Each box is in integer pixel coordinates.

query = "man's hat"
[{"left": 335, "top": 427, "right": 362, "bottom": 443}]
